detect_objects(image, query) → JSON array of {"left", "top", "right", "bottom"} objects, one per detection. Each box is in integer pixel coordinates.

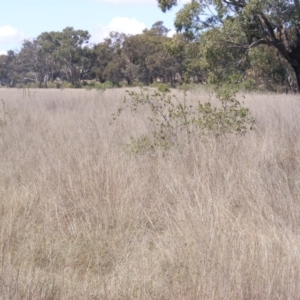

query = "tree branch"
[
  {"left": 257, "top": 13, "right": 277, "bottom": 43},
  {"left": 257, "top": 12, "right": 299, "bottom": 67}
]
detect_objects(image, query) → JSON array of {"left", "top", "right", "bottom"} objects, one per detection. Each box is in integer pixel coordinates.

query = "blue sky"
[{"left": 0, "top": 0, "right": 188, "bottom": 54}]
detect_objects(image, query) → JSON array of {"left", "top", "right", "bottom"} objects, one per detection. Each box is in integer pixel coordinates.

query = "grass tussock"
[{"left": 0, "top": 88, "right": 300, "bottom": 299}]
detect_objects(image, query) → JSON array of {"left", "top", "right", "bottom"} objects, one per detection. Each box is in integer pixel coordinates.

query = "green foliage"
[
  {"left": 4, "top": 4, "right": 300, "bottom": 93},
  {"left": 239, "top": 78, "right": 255, "bottom": 91},
  {"left": 152, "top": 81, "right": 170, "bottom": 93},
  {"left": 113, "top": 88, "right": 254, "bottom": 153},
  {"left": 150, "top": 81, "right": 159, "bottom": 87},
  {"left": 158, "top": 0, "right": 300, "bottom": 92},
  {"left": 13, "top": 27, "right": 96, "bottom": 88},
  {"left": 83, "top": 81, "right": 115, "bottom": 90},
  {"left": 95, "top": 81, "right": 114, "bottom": 90},
  {"left": 158, "top": 0, "right": 177, "bottom": 12},
  {"left": 247, "top": 46, "right": 293, "bottom": 92},
  {"left": 199, "top": 84, "right": 255, "bottom": 135},
  {"left": 174, "top": 1, "right": 203, "bottom": 39},
  {"left": 198, "top": 21, "right": 248, "bottom": 85},
  {"left": 121, "top": 25, "right": 182, "bottom": 86},
  {"left": 61, "top": 82, "right": 74, "bottom": 89},
  {"left": 132, "top": 82, "right": 145, "bottom": 88},
  {"left": 25, "top": 82, "right": 40, "bottom": 89},
  {"left": 47, "top": 82, "right": 58, "bottom": 89},
  {"left": 157, "top": 83, "right": 170, "bottom": 92}
]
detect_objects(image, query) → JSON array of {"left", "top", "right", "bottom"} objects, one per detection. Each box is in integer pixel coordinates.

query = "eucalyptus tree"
[
  {"left": 15, "top": 28, "right": 96, "bottom": 87},
  {"left": 101, "top": 32, "right": 130, "bottom": 84},
  {"left": 158, "top": 0, "right": 300, "bottom": 91},
  {"left": 0, "top": 51, "right": 17, "bottom": 86},
  {"left": 121, "top": 22, "right": 183, "bottom": 85},
  {"left": 91, "top": 39, "right": 114, "bottom": 82},
  {"left": 17, "top": 39, "right": 55, "bottom": 87},
  {"left": 50, "top": 27, "right": 95, "bottom": 86},
  {"left": 103, "top": 53, "right": 128, "bottom": 85}
]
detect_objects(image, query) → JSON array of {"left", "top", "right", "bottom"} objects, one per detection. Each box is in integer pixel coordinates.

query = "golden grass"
[{"left": 0, "top": 87, "right": 300, "bottom": 299}]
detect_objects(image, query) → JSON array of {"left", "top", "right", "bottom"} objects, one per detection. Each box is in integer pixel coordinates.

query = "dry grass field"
[{"left": 0, "top": 87, "right": 300, "bottom": 299}]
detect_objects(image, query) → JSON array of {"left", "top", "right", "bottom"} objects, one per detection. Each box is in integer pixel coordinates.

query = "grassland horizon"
[{"left": 0, "top": 87, "right": 300, "bottom": 299}]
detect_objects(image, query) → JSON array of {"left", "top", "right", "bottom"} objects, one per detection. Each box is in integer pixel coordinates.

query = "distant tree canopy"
[
  {"left": 0, "top": 5, "right": 299, "bottom": 93},
  {"left": 158, "top": 0, "right": 300, "bottom": 92},
  {"left": 0, "top": 23, "right": 189, "bottom": 88}
]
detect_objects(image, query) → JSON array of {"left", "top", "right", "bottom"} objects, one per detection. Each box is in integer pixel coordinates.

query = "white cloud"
[
  {"left": 0, "top": 25, "right": 28, "bottom": 53},
  {"left": 91, "top": 17, "right": 146, "bottom": 44},
  {"left": 0, "top": 25, "right": 24, "bottom": 44},
  {"left": 168, "top": 29, "right": 176, "bottom": 37}
]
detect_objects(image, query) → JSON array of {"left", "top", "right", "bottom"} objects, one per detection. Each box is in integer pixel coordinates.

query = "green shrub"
[
  {"left": 113, "top": 87, "right": 255, "bottom": 153},
  {"left": 239, "top": 79, "right": 255, "bottom": 91},
  {"left": 47, "top": 82, "right": 57, "bottom": 89},
  {"left": 63, "top": 83, "right": 74, "bottom": 89},
  {"left": 25, "top": 82, "right": 39, "bottom": 89},
  {"left": 134, "top": 82, "right": 145, "bottom": 88},
  {"left": 157, "top": 83, "right": 170, "bottom": 93},
  {"left": 150, "top": 81, "right": 159, "bottom": 88},
  {"left": 81, "top": 81, "right": 94, "bottom": 87},
  {"left": 83, "top": 81, "right": 115, "bottom": 90},
  {"left": 101, "top": 81, "right": 114, "bottom": 89}
]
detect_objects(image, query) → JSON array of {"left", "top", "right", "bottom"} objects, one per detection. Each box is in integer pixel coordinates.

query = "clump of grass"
[{"left": 0, "top": 99, "right": 17, "bottom": 143}]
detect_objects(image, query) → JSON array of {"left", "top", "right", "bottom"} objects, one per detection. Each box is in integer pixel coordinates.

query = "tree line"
[
  {"left": 1, "top": 0, "right": 300, "bottom": 93},
  {"left": 0, "top": 22, "right": 194, "bottom": 89}
]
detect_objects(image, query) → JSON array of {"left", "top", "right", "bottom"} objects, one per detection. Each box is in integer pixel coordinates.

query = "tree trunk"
[{"left": 292, "top": 66, "right": 300, "bottom": 93}]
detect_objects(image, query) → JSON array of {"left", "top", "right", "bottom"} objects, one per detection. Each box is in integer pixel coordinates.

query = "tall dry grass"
[{"left": 0, "top": 87, "right": 300, "bottom": 299}]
